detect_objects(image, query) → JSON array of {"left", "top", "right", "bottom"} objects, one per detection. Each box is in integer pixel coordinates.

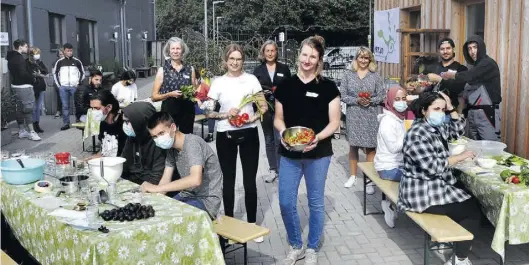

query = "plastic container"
[
  {"left": 448, "top": 139, "right": 468, "bottom": 156},
  {"left": 0, "top": 158, "right": 45, "bottom": 185},
  {"left": 467, "top": 140, "right": 507, "bottom": 157},
  {"left": 87, "top": 157, "right": 126, "bottom": 183}
]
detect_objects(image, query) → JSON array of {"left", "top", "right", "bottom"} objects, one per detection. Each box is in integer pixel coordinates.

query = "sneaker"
[
  {"left": 366, "top": 183, "right": 375, "bottom": 195},
  {"left": 55, "top": 111, "right": 61, "bottom": 118},
  {"left": 265, "top": 170, "right": 278, "bottom": 183},
  {"left": 253, "top": 236, "right": 264, "bottom": 243},
  {"left": 18, "top": 130, "right": 30, "bottom": 139},
  {"left": 28, "top": 131, "right": 41, "bottom": 141},
  {"left": 283, "top": 246, "right": 305, "bottom": 265},
  {"left": 344, "top": 175, "right": 356, "bottom": 188},
  {"left": 381, "top": 200, "right": 396, "bottom": 228},
  {"left": 204, "top": 133, "right": 214, "bottom": 142},
  {"left": 60, "top": 124, "right": 70, "bottom": 131},
  {"left": 444, "top": 256, "right": 473, "bottom": 265},
  {"left": 304, "top": 248, "right": 318, "bottom": 265}
]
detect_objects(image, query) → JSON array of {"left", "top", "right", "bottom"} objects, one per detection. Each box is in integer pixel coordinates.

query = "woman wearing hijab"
[{"left": 373, "top": 86, "right": 408, "bottom": 228}]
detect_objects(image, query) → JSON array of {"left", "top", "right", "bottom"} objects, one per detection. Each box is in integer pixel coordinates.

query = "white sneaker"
[
  {"left": 344, "top": 175, "right": 356, "bottom": 188},
  {"left": 253, "top": 236, "right": 264, "bottom": 243},
  {"left": 29, "top": 131, "right": 41, "bottom": 141},
  {"left": 265, "top": 170, "right": 278, "bottom": 183},
  {"left": 366, "top": 183, "right": 375, "bottom": 195},
  {"left": 18, "top": 129, "right": 30, "bottom": 139},
  {"left": 444, "top": 256, "right": 473, "bottom": 265},
  {"left": 304, "top": 248, "right": 318, "bottom": 265},
  {"left": 381, "top": 200, "right": 396, "bottom": 228},
  {"left": 283, "top": 246, "right": 305, "bottom": 265}
]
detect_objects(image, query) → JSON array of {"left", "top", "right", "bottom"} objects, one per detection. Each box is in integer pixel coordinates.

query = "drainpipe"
[
  {"left": 153, "top": 0, "right": 156, "bottom": 40},
  {"left": 25, "top": 0, "right": 34, "bottom": 45},
  {"left": 120, "top": 0, "right": 127, "bottom": 68}
]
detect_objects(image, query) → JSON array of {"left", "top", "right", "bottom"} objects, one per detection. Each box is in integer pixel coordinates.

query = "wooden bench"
[
  {"left": 194, "top": 114, "right": 207, "bottom": 138},
  {"left": 1, "top": 250, "right": 18, "bottom": 265},
  {"left": 72, "top": 122, "right": 98, "bottom": 154},
  {"left": 213, "top": 215, "right": 270, "bottom": 265},
  {"left": 358, "top": 162, "right": 474, "bottom": 265},
  {"left": 135, "top": 67, "right": 151, "bottom": 78}
]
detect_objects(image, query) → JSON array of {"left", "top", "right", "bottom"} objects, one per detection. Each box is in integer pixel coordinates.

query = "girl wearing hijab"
[{"left": 373, "top": 86, "right": 408, "bottom": 228}]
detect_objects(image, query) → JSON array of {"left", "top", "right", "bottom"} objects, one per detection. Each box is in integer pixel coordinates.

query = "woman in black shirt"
[
  {"left": 151, "top": 37, "right": 196, "bottom": 134},
  {"left": 253, "top": 40, "right": 292, "bottom": 183},
  {"left": 274, "top": 36, "right": 341, "bottom": 265}
]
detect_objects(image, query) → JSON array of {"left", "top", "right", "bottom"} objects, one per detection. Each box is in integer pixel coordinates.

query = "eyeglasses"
[{"left": 228, "top": 57, "right": 243, "bottom": 63}]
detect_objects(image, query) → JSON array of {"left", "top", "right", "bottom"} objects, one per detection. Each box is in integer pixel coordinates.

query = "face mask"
[
  {"left": 92, "top": 109, "right": 108, "bottom": 122},
  {"left": 33, "top": 54, "right": 41, "bottom": 60},
  {"left": 122, "top": 122, "right": 135, "bottom": 137},
  {"left": 393, "top": 101, "right": 408, "bottom": 113},
  {"left": 427, "top": 111, "right": 445, "bottom": 127},
  {"left": 154, "top": 132, "right": 174, "bottom": 149}
]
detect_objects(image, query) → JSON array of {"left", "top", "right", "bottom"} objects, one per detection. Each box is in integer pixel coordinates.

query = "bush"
[{"left": 1, "top": 87, "right": 16, "bottom": 129}]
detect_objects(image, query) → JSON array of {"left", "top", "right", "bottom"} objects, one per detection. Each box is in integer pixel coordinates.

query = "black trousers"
[
  {"left": 162, "top": 98, "right": 196, "bottom": 134},
  {"left": 216, "top": 127, "right": 260, "bottom": 223},
  {"left": 423, "top": 197, "right": 481, "bottom": 258}
]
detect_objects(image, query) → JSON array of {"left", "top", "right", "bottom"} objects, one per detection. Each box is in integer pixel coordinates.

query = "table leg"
[
  {"left": 92, "top": 136, "right": 97, "bottom": 154},
  {"left": 363, "top": 172, "right": 367, "bottom": 216},
  {"left": 424, "top": 233, "right": 430, "bottom": 265},
  {"left": 243, "top": 243, "right": 248, "bottom": 265}
]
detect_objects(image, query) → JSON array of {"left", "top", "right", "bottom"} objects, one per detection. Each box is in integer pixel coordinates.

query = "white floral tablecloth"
[
  {"left": 0, "top": 179, "right": 225, "bottom": 265},
  {"left": 454, "top": 156, "right": 529, "bottom": 260}
]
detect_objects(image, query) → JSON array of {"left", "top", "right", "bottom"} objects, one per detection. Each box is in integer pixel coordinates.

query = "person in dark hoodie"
[
  {"left": 121, "top": 102, "right": 166, "bottom": 185},
  {"left": 75, "top": 70, "right": 104, "bottom": 122},
  {"left": 6, "top": 39, "right": 41, "bottom": 141},
  {"left": 441, "top": 35, "right": 502, "bottom": 141}
]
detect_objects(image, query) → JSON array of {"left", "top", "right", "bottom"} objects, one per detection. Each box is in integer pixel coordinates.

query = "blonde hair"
[
  {"left": 297, "top": 35, "right": 325, "bottom": 82},
  {"left": 351, "top": 47, "right": 377, "bottom": 72},
  {"left": 163, "top": 37, "right": 189, "bottom": 60},
  {"left": 222, "top": 43, "right": 245, "bottom": 71},
  {"left": 258, "top": 40, "right": 278, "bottom": 63},
  {"left": 30, "top": 47, "right": 41, "bottom": 55}
]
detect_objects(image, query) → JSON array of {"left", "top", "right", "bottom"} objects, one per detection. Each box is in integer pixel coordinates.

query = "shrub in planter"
[{"left": 1, "top": 87, "right": 16, "bottom": 130}]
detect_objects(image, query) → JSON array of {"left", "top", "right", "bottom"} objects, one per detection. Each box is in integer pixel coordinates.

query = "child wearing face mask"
[
  {"left": 373, "top": 86, "right": 408, "bottom": 228},
  {"left": 111, "top": 70, "right": 138, "bottom": 108}
]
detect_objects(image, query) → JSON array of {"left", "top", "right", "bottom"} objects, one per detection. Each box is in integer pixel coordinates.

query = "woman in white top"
[
  {"left": 373, "top": 85, "right": 408, "bottom": 228},
  {"left": 112, "top": 70, "right": 138, "bottom": 108},
  {"left": 205, "top": 44, "right": 268, "bottom": 242}
]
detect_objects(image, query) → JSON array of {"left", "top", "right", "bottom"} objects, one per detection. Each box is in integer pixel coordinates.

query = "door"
[{"left": 77, "top": 19, "right": 90, "bottom": 65}]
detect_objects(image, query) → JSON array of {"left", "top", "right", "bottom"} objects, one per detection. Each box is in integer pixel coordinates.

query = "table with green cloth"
[
  {"left": 0, "top": 179, "right": 225, "bottom": 265},
  {"left": 454, "top": 155, "right": 529, "bottom": 261}
]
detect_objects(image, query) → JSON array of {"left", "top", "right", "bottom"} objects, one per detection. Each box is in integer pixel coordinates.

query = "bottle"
[{"left": 54, "top": 152, "right": 73, "bottom": 180}]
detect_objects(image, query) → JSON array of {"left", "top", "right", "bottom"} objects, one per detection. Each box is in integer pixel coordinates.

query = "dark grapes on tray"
[{"left": 99, "top": 203, "right": 155, "bottom": 222}]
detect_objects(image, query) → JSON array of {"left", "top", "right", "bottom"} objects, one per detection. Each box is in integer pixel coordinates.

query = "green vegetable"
[
  {"left": 180, "top": 85, "right": 197, "bottom": 102},
  {"left": 495, "top": 155, "right": 528, "bottom": 167}
]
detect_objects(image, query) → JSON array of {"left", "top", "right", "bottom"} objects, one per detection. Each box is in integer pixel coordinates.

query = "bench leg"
[
  {"left": 92, "top": 136, "right": 97, "bottom": 154},
  {"left": 201, "top": 120, "right": 205, "bottom": 139},
  {"left": 363, "top": 172, "right": 367, "bottom": 216},
  {"left": 424, "top": 233, "right": 430, "bottom": 265},
  {"left": 243, "top": 242, "right": 248, "bottom": 265},
  {"left": 452, "top": 244, "right": 456, "bottom": 265}
]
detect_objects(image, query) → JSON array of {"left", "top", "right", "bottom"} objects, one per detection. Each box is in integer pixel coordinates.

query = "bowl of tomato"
[{"left": 282, "top": 126, "right": 316, "bottom": 152}]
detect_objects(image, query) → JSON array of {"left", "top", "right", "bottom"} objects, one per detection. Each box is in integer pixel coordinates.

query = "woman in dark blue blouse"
[{"left": 151, "top": 37, "right": 197, "bottom": 133}]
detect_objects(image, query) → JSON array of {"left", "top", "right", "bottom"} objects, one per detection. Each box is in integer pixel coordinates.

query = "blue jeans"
[
  {"left": 32, "top": 92, "right": 45, "bottom": 122},
  {"left": 278, "top": 156, "right": 331, "bottom": 250},
  {"left": 378, "top": 168, "right": 402, "bottom": 182},
  {"left": 172, "top": 193, "right": 207, "bottom": 212},
  {"left": 59, "top": 86, "right": 77, "bottom": 125}
]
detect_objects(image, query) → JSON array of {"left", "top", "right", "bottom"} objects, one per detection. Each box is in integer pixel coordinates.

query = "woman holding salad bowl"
[
  {"left": 205, "top": 43, "right": 268, "bottom": 243},
  {"left": 274, "top": 35, "right": 341, "bottom": 265}
]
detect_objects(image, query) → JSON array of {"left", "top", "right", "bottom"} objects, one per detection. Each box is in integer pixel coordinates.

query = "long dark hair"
[
  {"left": 411, "top": 92, "right": 445, "bottom": 118},
  {"left": 91, "top": 89, "right": 120, "bottom": 115}
]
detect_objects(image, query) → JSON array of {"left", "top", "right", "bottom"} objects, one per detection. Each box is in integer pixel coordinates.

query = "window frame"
[{"left": 48, "top": 12, "right": 65, "bottom": 51}]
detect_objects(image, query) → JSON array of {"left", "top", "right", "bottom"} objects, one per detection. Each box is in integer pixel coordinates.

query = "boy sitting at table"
[{"left": 140, "top": 112, "right": 223, "bottom": 219}]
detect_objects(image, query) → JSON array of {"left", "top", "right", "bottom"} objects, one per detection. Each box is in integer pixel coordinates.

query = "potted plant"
[{"left": 1, "top": 87, "right": 16, "bottom": 146}]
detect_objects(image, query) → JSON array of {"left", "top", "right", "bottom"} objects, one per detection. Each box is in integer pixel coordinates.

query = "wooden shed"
[{"left": 374, "top": 0, "right": 529, "bottom": 158}]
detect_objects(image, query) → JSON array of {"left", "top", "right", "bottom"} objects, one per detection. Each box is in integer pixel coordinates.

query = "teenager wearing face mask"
[
  {"left": 84, "top": 90, "right": 126, "bottom": 161},
  {"left": 28, "top": 47, "right": 48, "bottom": 134},
  {"left": 112, "top": 70, "right": 138, "bottom": 108},
  {"left": 397, "top": 92, "right": 481, "bottom": 265},
  {"left": 121, "top": 102, "right": 166, "bottom": 185},
  {"left": 373, "top": 86, "right": 408, "bottom": 228}
]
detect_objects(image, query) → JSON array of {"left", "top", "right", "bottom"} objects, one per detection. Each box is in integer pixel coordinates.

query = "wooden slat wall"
[{"left": 374, "top": 0, "right": 529, "bottom": 157}]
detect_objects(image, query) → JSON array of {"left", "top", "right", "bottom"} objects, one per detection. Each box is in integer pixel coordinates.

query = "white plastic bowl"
[
  {"left": 467, "top": 140, "right": 507, "bottom": 157},
  {"left": 476, "top": 158, "right": 497, "bottom": 169},
  {"left": 87, "top": 157, "right": 126, "bottom": 183},
  {"left": 448, "top": 139, "right": 468, "bottom": 156}
]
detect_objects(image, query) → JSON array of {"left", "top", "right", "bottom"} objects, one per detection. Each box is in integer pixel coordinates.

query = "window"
[
  {"left": 49, "top": 13, "right": 64, "bottom": 50},
  {"left": 1, "top": 5, "right": 13, "bottom": 58},
  {"left": 466, "top": 2, "right": 485, "bottom": 39},
  {"left": 77, "top": 18, "right": 97, "bottom": 65}
]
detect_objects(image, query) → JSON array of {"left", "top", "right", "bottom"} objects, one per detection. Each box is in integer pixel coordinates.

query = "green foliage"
[{"left": 1, "top": 87, "right": 16, "bottom": 129}]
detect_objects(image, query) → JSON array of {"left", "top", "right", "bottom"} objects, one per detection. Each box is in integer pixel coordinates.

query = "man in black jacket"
[
  {"left": 53, "top": 43, "right": 85, "bottom": 130},
  {"left": 6, "top": 39, "right": 41, "bottom": 141},
  {"left": 424, "top": 38, "right": 468, "bottom": 113},
  {"left": 442, "top": 35, "right": 502, "bottom": 141},
  {"left": 121, "top": 102, "right": 166, "bottom": 185},
  {"left": 75, "top": 70, "right": 103, "bottom": 122}
]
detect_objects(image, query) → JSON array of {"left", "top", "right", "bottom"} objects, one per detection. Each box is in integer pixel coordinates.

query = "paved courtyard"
[{"left": 1, "top": 77, "right": 528, "bottom": 265}]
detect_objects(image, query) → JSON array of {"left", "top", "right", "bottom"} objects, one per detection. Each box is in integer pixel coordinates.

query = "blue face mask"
[
  {"left": 122, "top": 122, "right": 135, "bottom": 137},
  {"left": 393, "top": 101, "right": 408, "bottom": 113},
  {"left": 427, "top": 111, "right": 445, "bottom": 127},
  {"left": 154, "top": 132, "right": 175, "bottom": 149}
]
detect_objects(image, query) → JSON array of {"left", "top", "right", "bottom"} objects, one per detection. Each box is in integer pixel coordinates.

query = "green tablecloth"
[
  {"left": 455, "top": 156, "right": 529, "bottom": 260},
  {"left": 0, "top": 179, "right": 225, "bottom": 265}
]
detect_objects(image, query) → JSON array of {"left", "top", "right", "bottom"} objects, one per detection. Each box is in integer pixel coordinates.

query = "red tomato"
[
  {"left": 241, "top": 113, "right": 249, "bottom": 121},
  {"left": 512, "top": 176, "right": 520, "bottom": 184},
  {"left": 272, "top": 86, "right": 277, "bottom": 93}
]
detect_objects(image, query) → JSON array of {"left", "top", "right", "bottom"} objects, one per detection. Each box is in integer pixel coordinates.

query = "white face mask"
[
  {"left": 393, "top": 101, "right": 408, "bottom": 113},
  {"left": 92, "top": 109, "right": 107, "bottom": 122},
  {"left": 33, "top": 54, "right": 41, "bottom": 60}
]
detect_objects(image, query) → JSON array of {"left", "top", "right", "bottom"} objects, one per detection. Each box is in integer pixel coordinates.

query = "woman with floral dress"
[{"left": 340, "top": 47, "right": 385, "bottom": 193}]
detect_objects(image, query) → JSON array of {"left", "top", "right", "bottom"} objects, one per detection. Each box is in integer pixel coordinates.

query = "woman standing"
[
  {"left": 274, "top": 36, "right": 341, "bottom": 265},
  {"left": 53, "top": 49, "right": 64, "bottom": 118},
  {"left": 340, "top": 47, "right": 385, "bottom": 193},
  {"left": 112, "top": 70, "right": 138, "bottom": 108},
  {"left": 29, "top": 47, "right": 48, "bottom": 133},
  {"left": 205, "top": 44, "right": 268, "bottom": 242},
  {"left": 253, "top": 40, "right": 292, "bottom": 182},
  {"left": 151, "top": 37, "right": 196, "bottom": 134}
]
